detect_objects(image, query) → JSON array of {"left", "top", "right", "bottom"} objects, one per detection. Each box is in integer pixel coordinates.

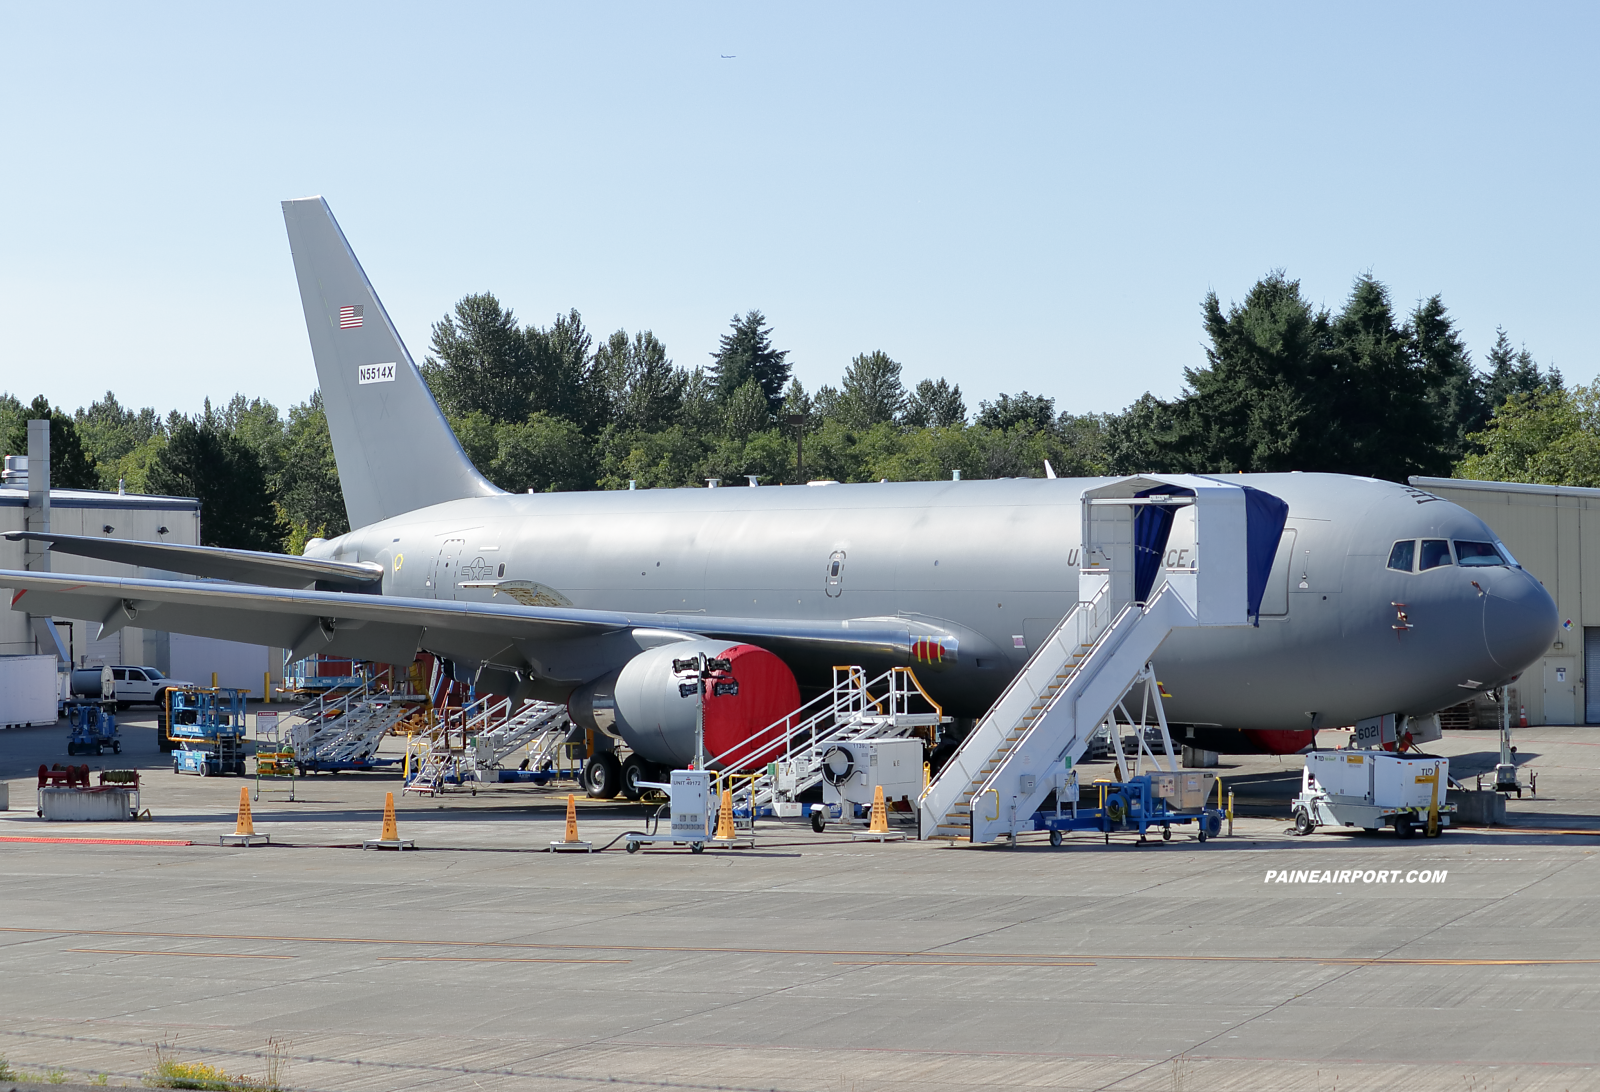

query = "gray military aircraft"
[{"left": 2, "top": 198, "right": 1558, "bottom": 794}]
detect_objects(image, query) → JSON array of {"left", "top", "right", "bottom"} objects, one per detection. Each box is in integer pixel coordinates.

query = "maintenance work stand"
[
  {"left": 167, "top": 687, "right": 249, "bottom": 777},
  {"left": 920, "top": 474, "right": 1287, "bottom": 846}
]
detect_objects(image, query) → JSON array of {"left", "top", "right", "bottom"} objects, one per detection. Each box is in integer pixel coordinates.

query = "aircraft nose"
[{"left": 1482, "top": 568, "right": 1558, "bottom": 673}]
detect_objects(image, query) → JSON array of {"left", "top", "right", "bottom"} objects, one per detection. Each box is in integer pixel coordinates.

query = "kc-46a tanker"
[{"left": 2, "top": 199, "right": 1558, "bottom": 788}]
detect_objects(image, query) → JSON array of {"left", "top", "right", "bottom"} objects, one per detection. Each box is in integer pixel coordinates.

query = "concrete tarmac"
[{"left": 3, "top": 713, "right": 1600, "bottom": 1091}]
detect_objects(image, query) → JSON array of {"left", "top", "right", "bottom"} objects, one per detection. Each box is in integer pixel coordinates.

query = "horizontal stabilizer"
[{"left": 3, "top": 532, "right": 383, "bottom": 590}]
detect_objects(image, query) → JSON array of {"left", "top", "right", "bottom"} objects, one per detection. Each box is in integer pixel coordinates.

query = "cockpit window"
[
  {"left": 1419, "top": 539, "right": 1453, "bottom": 570},
  {"left": 1387, "top": 540, "right": 1415, "bottom": 572},
  {"left": 1455, "top": 540, "right": 1506, "bottom": 567}
]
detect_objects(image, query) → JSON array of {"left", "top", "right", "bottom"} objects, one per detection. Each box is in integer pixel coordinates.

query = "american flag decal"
[{"left": 339, "top": 304, "right": 364, "bottom": 329}]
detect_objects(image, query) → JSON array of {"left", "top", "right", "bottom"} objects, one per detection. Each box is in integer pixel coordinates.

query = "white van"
[{"left": 110, "top": 665, "right": 194, "bottom": 710}]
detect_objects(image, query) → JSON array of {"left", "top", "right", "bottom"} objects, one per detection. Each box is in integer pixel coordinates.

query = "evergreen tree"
[
  {"left": 836, "top": 351, "right": 907, "bottom": 428},
  {"left": 1, "top": 395, "right": 98, "bottom": 489},
  {"left": 1481, "top": 327, "right": 1560, "bottom": 415},
  {"left": 423, "top": 293, "right": 538, "bottom": 424},
  {"left": 594, "top": 329, "right": 685, "bottom": 433},
  {"left": 905, "top": 378, "right": 966, "bottom": 428},
  {"left": 1406, "top": 296, "right": 1479, "bottom": 468},
  {"left": 276, "top": 391, "right": 349, "bottom": 548},
  {"left": 710, "top": 311, "right": 790, "bottom": 412},
  {"left": 147, "top": 415, "right": 286, "bottom": 550}
]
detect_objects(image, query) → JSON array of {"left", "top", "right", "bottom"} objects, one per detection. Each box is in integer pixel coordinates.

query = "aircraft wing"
[
  {"left": 3, "top": 532, "right": 383, "bottom": 590},
  {"left": 0, "top": 570, "right": 956, "bottom": 687}
]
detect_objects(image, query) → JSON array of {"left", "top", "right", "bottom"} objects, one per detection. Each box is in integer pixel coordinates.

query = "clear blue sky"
[{"left": 3, "top": 2, "right": 1595, "bottom": 418}]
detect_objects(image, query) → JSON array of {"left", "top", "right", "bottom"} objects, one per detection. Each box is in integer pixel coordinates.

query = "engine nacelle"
[{"left": 568, "top": 640, "right": 800, "bottom": 769}]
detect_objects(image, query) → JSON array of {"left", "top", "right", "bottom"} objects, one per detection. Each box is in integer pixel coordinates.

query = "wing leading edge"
[{"left": 3, "top": 532, "right": 383, "bottom": 590}]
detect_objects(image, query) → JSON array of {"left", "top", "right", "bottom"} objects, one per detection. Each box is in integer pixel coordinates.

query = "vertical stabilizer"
[{"left": 282, "top": 197, "right": 500, "bottom": 530}]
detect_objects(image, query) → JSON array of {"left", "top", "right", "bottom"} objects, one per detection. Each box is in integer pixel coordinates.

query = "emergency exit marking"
[{"left": 357, "top": 362, "right": 397, "bottom": 384}]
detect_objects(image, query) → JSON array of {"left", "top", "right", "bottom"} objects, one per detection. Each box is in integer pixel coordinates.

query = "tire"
[
  {"left": 621, "top": 754, "right": 652, "bottom": 802},
  {"left": 810, "top": 810, "right": 826, "bottom": 833},
  {"left": 117, "top": 702, "right": 131, "bottom": 712},
  {"left": 690, "top": 842, "right": 705, "bottom": 854},
  {"left": 1049, "top": 829, "right": 1063, "bottom": 847},
  {"left": 626, "top": 840, "right": 641, "bottom": 854},
  {"left": 66, "top": 743, "right": 76, "bottom": 756},
  {"left": 585, "top": 753, "right": 622, "bottom": 800},
  {"left": 1294, "top": 809, "right": 1315, "bottom": 837},
  {"left": 1396, "top": 818, "right": 1414, "bottom": 839},
  {"left": 1198, "top": 829, "right": 1208, "bottom": 843},
  {"left": 1162, "top": 826, "right": 1172, "bottom": 842},
  {"left": 113, "top": 741, "right": 121, "bottom": 754}
]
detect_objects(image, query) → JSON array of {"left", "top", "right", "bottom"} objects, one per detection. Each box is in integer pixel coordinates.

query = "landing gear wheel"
[
  {"left": 690, "top": 842, "right": 705, "bottom": 854},
  {"left": 810, "top": 810, "right": 827, "bottom": 833},
  {"left": 1162, "top": 826, "right": 1172, "bottom": 842},
  {"left": 584, "top": 752, "right": 623, "bottom": 799},
  {"left": 1049, "top": 830, "right": 1063, "bottom": 848},
  {"left": 1293, "top": 809, "right": 1315, "bottom": 837},
  {"left": 621, "top": 754, "right": 652, "bottom": 802},
  {"left": 626, "top": 840, "right": 641, "bottom": 854}
]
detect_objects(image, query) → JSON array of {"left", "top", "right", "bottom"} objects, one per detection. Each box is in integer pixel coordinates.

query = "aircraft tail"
[{"left": 281, "top": 197, "right": 500, "bottom": 530}]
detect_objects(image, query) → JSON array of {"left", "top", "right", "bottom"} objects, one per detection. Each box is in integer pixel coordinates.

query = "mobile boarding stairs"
[{"left": 919, "top": 474, "right": 1288, "bottom": 844}]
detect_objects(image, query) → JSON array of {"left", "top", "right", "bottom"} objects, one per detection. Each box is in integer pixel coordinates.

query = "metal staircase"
[
  {"left": 403, "top": 696, "right": 569, "bottom": 796},
  {"left": 706, "top": 666, "right": 947, "bottom": 815},
  {"left": 919, "top": 474, "right": 1281, "bottom": 844}
]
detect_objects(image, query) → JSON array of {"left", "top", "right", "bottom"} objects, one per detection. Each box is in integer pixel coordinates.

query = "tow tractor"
[
  {"left": 167, "top": 687, "right": 249, "bottom": 777},
  {"left": 1031, "top": 768, "right": 1225, "bottom": 845}
]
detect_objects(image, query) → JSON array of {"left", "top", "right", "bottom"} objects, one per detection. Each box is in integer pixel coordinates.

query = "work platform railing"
[
  {"left": 705, "top": 665, "right": 948, "bottom": 816},
  {"left": 403, "top": 696, "right": 571, "bottom": 796}
]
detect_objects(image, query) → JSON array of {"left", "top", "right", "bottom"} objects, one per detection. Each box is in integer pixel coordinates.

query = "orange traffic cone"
[
  {"left": 235, "top": 786, "right": 255, "bottom": 836},
  {"left": 550, "top": 793, "right": 592, "bottom": 852},
  {"left": 868, "top": 785, "right": 890, "bottom": 834},
  {"left": 1519, "top": 706, "right": 1528, "bottom": 728},
  {"left": 220, "top": 785, "right": 268, "bottom": 846},
  {"left": 714, "top": 789, "right": 736, "bottom": 840},
  {"left": 363, "top": 791, "right": 415, "bottom": 850}
]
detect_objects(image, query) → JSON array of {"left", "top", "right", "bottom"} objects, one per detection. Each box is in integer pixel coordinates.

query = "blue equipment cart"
[
  {"left": 1031, "top": 771, "right": 1224, "bottom": 846},
  {"left": 167, "top": 687, "right": 248, "bottom": 777},
  {"left": 66, "top": 702, "right": 120, "bottom": 756}
]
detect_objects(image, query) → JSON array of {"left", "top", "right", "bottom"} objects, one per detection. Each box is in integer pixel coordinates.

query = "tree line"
[{"left": 0, "top": 270, "right": 1575, "bottom": 554}]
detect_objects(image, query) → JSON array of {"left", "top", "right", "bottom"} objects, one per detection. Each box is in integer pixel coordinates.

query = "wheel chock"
[
  {"left": 220, "top": 785, "right": 269, "bottom": 846},
  {"left": 550, "top": 793, "right": 592, "bottom": 852},
  {"left": 364, "top": 790, "right": 415, "bottom": 850}
]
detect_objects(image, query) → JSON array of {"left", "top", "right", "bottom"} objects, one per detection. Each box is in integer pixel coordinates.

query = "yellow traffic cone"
[
  {"left": 714, "top": 789, "right": 736, "bottom": 840},
  {"left": 363, "top": 790, "right": 415, "bottom": 850},
  {"left": 220, "top": 784, "right": 268, "bottom": 846},
  {"left": 868, "top": 785, "right": 890, "bottom": 834},
  {"left": 550, "top": 793, "right": 592, "bottom": 852}
]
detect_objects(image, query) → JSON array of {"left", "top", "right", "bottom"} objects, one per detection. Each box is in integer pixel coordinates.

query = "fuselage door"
[{"left": 429, "top": 538, "right": 467, "bottom": 600}]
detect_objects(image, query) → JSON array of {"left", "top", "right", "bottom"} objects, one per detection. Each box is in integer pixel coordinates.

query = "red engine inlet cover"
[{"left": 701, "top": 644, "right": 801, "bottom": 769}]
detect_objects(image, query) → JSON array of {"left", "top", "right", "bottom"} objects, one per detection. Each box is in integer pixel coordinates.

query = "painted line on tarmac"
[
  {"left": 0, "top": 836, "right": 193, "bottom": 846},
  {"left": 66, "top": 948, "right": 293, "bottom": 959},
  {"left": 9, "top": 927, "right": 1594, "bottom": 967},
  {"left": 376, "top": 956, "right": 631, "bottom": 963},
  {"left": 837, "top": 960, "right": 1097, "bottom": 966}
]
